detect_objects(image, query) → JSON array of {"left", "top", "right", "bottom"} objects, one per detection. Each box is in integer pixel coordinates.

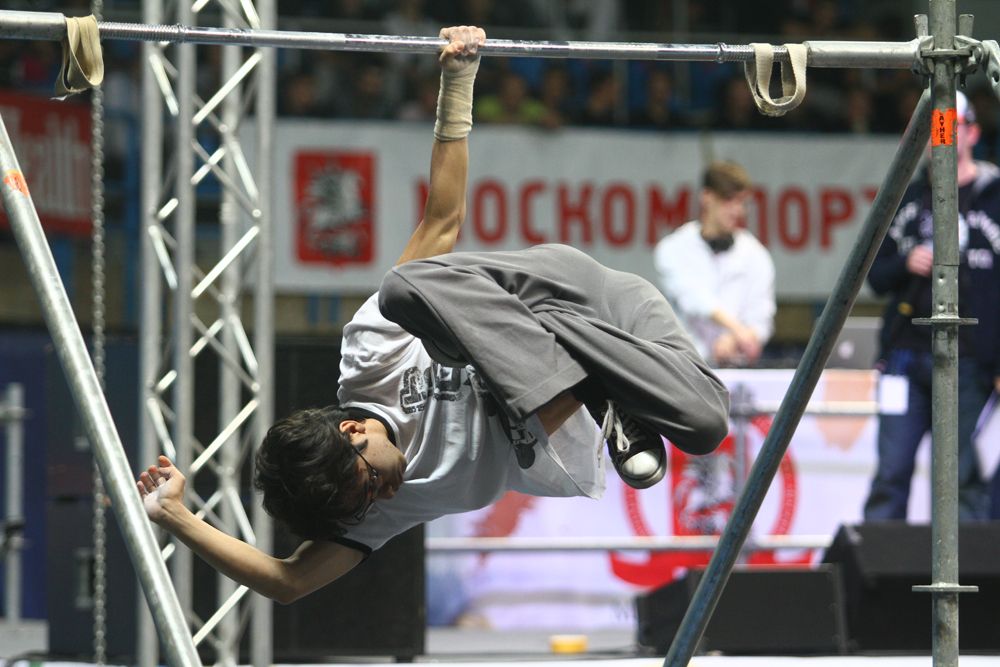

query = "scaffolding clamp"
[{"left": 980, "top": 40, "right": 1000, "bottom": 103}]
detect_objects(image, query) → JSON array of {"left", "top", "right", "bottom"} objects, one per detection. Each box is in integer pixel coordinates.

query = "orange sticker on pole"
[
  {"left": 932, "top": 108, "right": 957, "bottom": 146},
  {"left": 3, "top": 170, "right": 29, "bottom": 198}
]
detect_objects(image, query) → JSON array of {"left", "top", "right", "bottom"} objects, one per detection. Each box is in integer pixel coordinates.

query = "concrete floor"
[{"left": 0, "top": 620, "right": 47, "bottom": 661}]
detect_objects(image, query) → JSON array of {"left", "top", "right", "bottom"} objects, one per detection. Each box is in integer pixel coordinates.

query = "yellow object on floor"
[{"left": 549, "top": 634, "right": 588, "bottom": 654}]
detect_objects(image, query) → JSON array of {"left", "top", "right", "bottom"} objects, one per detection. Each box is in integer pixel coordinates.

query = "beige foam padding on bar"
[{"left": 55, "top": 15, "right": 104, "bottom": 98}]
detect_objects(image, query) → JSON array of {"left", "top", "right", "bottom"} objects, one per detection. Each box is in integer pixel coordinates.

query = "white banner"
[{"left": 256, "top": 121, "right": 904, "bottom": 299}]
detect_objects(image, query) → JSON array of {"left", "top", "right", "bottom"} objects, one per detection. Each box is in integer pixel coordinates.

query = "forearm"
[
  {"left": 710, "top": 308, "right": 746, "bottom": 335},
  {"left": 396, "top": 26, "right": 482, "bottom": 265},
  {"left": 396, "top": 138, "right": 468, "bottom": 264},
  {"left": 139, "top": 457, "right": 362, "bottom": 603},
  {"left": 159, "top": 504, "right": 297, "bottom": 603}
]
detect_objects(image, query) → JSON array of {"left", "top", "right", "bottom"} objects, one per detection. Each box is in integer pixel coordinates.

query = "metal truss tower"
[{"left": 138, "top": 0, "right": 276, "bottom": 665}]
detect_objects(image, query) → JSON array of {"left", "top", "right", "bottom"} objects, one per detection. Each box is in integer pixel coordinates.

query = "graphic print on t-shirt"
[
  {"left": 399, "top": 363, "right": 539, "bottom": 468},
  {"left": 400, "top": 365, "right": 469, "bottom": 414}
]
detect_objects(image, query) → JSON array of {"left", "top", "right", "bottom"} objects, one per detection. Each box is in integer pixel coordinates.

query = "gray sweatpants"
[{"left": 378, "top": 244, "right": 729, "bottom": 455}]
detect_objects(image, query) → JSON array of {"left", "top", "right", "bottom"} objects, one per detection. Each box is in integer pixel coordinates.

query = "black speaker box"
[
  {"left": 273, "top": 525, "right": 425, "bottom": 660},
  {"left": 823, "top": 522, "right": 1000, "bottom": 653},
  {"left": 269, "top": 340, "right": 425, "bottom": 659},
  {"left": 636, "top": 565, "right": 847, "bottom": 655}
]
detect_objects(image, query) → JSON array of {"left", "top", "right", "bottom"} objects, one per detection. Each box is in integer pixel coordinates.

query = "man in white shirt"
[
  {"left": 135, "top": 26, "right": 729, "bottom": 603},
  {"left": 654, "top": 161, "right": 776, "bottom": 366}
]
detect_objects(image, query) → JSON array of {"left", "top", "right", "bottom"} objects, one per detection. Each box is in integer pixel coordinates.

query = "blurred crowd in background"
[{"left": 1, "top": 0, "right": 1000, "bottom": 162}]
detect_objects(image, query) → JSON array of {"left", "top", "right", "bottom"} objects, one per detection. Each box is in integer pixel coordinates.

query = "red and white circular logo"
[{"left": 610, "top": 416, "right": 806, "bottom": 589}]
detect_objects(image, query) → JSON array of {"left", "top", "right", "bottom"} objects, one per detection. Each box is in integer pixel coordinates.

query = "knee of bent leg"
[{"left": 683, "top": 390, "right": 731, "bottom": 456}]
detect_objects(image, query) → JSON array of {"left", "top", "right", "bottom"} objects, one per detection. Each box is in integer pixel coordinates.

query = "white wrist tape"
[{"left": 434, "top": 58, "right": 479, "bottom": 141}]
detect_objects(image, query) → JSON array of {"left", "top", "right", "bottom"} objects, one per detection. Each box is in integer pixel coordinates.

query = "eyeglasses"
[{"left": 341, "top": 446, "right": 379, "bottom": 526}]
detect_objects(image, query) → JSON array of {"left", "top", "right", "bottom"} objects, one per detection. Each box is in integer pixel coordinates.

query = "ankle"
[{"left": 537, "top": 391, "right": 583, "bottom": 435}]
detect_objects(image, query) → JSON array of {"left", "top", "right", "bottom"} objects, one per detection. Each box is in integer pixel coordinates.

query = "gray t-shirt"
[{"left": 336, "top": 294, "right": 604, "bottom": 553}]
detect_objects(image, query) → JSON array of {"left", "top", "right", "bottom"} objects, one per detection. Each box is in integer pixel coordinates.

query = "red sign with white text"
[
  {"left": 0, "top": 93, "right": 92, "bottom": 236},
  {"left": 294, "top": 151, "right": 375, "bottom": 267}
]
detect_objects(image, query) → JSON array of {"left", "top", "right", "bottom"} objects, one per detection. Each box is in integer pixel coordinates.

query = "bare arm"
[
  {"left": 396, "top": 25, "right": 485, "bottom": 265},
  {"left": 396, "top": 138, "right": 469, "bottom": 264},
  {"left": 710, "top": 308, "right": 761, "bottom": 362},
  {"left": 138, "top": 456, "right": 363, "bottom": 604}
]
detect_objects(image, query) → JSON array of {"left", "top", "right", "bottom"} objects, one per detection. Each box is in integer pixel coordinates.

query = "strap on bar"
[
  {"left": 55, "top": 15, "right": 104, "bottom": 98},
  {"left": 744, "top": 43, "right": 808, "bottom": 116}
]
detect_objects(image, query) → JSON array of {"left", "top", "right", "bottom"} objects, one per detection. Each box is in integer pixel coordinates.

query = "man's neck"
[
  {"left": 699, "top": 219, "right": 723, "bottom": 240},
  {"left": 700, "top": 221, "right": 734, "bottom": 253}
]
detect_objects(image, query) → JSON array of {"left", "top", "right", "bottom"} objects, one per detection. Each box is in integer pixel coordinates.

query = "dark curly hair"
[{"left": 253, "top": 405, "right": 361, "bottom": 539}]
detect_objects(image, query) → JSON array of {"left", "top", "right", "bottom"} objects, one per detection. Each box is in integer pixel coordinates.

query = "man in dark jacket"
[{"left": 864, "top": 91, "right": 1000, "bottom": 521}]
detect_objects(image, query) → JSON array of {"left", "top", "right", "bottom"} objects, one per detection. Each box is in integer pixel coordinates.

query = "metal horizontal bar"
[
  {"left": 426, "top": 535, "right": 831, "bottom": 553},
  {"left": 0, "top": 10, "right": 919, "bottom": 67},
  {"left": 805, "top": 39, "right": 922, "bottom": 69}
]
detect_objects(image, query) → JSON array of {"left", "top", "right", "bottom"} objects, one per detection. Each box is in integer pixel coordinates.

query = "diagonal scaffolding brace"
[{"left": 0, "top": 112, "right": 201, "bottom": 667}]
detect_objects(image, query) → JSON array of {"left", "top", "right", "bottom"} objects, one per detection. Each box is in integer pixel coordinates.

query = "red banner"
[{"left": 0, "top": 92, "right": 92, "bottom": 236}]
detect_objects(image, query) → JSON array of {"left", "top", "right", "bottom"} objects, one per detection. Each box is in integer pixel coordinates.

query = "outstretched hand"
[
  {"left": 136, "top": 455, "right": 185, "bottom": 526},
  {"left": 438, "top": 25, "right": 486, "bottom": 71},
  {"left": 732, "top": 325, "right": 762, "bottom": 362}
]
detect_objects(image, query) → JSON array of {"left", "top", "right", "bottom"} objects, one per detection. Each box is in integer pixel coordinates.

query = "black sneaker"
[{"left": 588, "top": 400, "right": 666, "bottom": 489}]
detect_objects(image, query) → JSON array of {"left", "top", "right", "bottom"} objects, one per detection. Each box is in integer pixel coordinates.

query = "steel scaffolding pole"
[
  {"left": 137, "top": 0, "right": 164, "bottom": 661},
  {"left": 171, "top": 0, "right": 197, "bottom": 625},
  {"left": 911, "top": 4, "right": 979, "bottom": 667},
  {"left": 3, "top": 384, "right": 24, "bottom": 623},
  {"left": 0, "top": 110, "right": 201, "bottom": 667},
  {"left": 216, "top": 16, "right": 242, "bottom": 665},
  {"left": 250, "top": 2, "right": 276, "bottom": 667}
]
